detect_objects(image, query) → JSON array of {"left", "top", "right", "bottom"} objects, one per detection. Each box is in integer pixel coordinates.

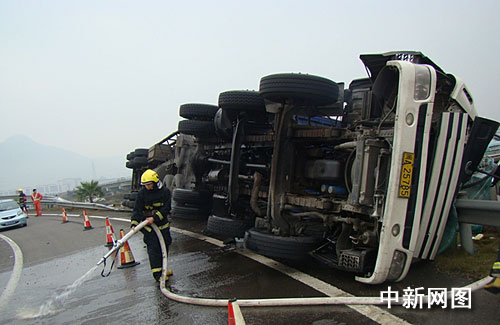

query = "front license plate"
[{"left": 399, "top": 152, "right": 414, "bottom": 198}]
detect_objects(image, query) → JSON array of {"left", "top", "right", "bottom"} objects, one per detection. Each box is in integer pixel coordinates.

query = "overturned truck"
[{"left": 124, "top": 51, "right": 499, "bottom": 284}]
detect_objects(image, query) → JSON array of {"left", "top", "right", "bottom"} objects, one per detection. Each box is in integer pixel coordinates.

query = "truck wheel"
[
  {"left": 218, "top": 90, "right": 266, "bottom": 112},
  {"left": 259, "top": 73, "right": 339, "bottom": 106},
  {"left": 206, "top": 215, "right": 251, "bottom": 238},
  {"left": 133, "top": 156, "right": 148, "bottom": 167},
  {"left": 245, "top": 228, "right": 322, "bottom": 261},
  {"left": 171, "top": 206, "right": 209, "bottom": 220},
  {"left": 123, "top": 192, "right": 137, "bottom": 201},
  {"left": 179, "top": 103, "right": 219, "bottom": 120},
  {"left": 178, "top": 119, "right": 216, "bottom": 137},
  {"left": 172, "top": 188, "right": 211, "bottom": 205},
  {"left": 127, "top": 148, "right": 148, "bottom": 162},
  {"left": 134, "top": 148, "right": 149, "bottom": 157},
  {"left": 122, "top": 200, "right": 135, "bottom": 209},
  {"left": 126, "top": 151, "right": 135, "bottom": 161}
]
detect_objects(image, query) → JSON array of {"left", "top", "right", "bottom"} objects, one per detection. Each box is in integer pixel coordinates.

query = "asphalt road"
[{"left": 0, "top": 210, "right": 499, "bottom": 324}]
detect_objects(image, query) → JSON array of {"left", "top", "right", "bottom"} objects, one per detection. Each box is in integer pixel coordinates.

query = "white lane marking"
[
  {"left": 46, "top": 213, "right": 409, "bottom": 324},
  {"left": 0, "top": 234, "right": 24, "bottom": 314},
  {"left": 171, "top": 227, "right": 409, "bottom": 325}
]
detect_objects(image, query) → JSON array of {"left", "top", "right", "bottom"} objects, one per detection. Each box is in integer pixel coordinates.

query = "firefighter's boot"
[{"left": 485, "top": 262, "right": 500, "bottom": 294}]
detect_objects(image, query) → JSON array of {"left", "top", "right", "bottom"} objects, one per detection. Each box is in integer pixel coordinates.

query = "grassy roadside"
[{"left": 434, "top": 226, "right": 499, "bottom": 279}]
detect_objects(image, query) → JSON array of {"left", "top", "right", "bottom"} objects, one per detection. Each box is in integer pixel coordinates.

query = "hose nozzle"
[{"left": 95, "top": 220, "right": 149, "bottom": 266}]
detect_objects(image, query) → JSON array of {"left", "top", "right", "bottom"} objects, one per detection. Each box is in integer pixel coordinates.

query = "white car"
[{"left": 0, "top": 199, "right": 27, "bottom": 229}]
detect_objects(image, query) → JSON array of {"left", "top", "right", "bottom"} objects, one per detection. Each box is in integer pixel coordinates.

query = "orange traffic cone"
[
  {"left": 61, "top": 208, "right": 68, "bottom": 223},
  {"left": 228, "top": 300, "right": 245, "bottom": 325},
  {"left": 83, "top": 210, "right": 93, "bottom": 230},
  {"left": 104, "top": 217, "right": 116, "bottom": 247},
  {"left": 117, "top": 229, "right": 140, "bottom": 269}
]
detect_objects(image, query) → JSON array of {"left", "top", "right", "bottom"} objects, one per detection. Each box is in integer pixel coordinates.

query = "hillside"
[{"left": 0, "top": 135, "right": 129, "bottom": 192}]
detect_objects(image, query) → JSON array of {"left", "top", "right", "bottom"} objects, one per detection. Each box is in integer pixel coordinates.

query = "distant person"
[
  {"left": 31, "top": 188, "right": 43, "bottom": 216},
  {"left": 131, "top": 169, "right": 173, "bottom": 284},
  {"left": 17, "top": 188, "right": 28, "bottom": 216},
  {"left": 485, "top": 241, "right": 500, "bottom": 294}
]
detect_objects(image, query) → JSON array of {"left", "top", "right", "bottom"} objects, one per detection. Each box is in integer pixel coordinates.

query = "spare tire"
[{"left": 259, "top": 73, "right": 339, "bottom": 106}]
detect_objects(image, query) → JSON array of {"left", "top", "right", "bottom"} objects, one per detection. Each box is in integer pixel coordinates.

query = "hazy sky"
[{"left": 1, "top": 0, "right": 500, "bottom": 158}]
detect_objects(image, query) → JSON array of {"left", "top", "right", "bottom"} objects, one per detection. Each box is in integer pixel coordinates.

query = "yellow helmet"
[
  {"left": 17, "top": 188, "right": 23, "bottom": 192},
  {"left": 141, "top": 169, "right": 160, "bottom": 185}
]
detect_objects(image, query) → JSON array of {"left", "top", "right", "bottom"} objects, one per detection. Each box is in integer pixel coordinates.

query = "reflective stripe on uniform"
[
  {"left": 159, "top": 223, "right": 170, "bottom": 230},
  {"left": 156, "top": 211, "right": 164, "bottom": 221},
  {"left": 153, "top": 202, "right": 164, "bottom": 207},
  {"left": 151, "top": 267, "right": 162, "bottom": 274},
  {"left": 131, "top": 220, "right": 139, "bottom": 226}
]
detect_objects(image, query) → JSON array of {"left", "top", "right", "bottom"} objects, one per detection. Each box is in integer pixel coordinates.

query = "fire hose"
[
  {"left": 96, "top": 220, "right": 149, "bottom": 276},
  {"left": 97, "top": 220, "right": 494, "bottom": 307}
]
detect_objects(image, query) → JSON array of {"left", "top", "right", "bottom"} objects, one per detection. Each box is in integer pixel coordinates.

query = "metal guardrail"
[
  {"left": 0, "top": 195, "right": 131, "bottom": 212},
  {"left": 455, "top": 199, "right": 500, "bottom": 255},
  {"left": 455, "top": 199, "right": 500, "bottom": 227}
]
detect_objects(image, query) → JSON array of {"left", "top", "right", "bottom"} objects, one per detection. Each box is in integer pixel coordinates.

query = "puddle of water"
[{"left": 17, "top": 265, "right": 99, "bottom": 320}]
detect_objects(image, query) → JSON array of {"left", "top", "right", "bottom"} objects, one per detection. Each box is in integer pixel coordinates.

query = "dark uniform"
[
  {"left": 18, "top": 191, "right": 27, "bottom": 214},
  {"left": 131, "top": 184, "right": 172, "bottom": 281}
]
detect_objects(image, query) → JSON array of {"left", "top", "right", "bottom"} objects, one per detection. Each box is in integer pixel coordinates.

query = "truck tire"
[
  {"left": 123, "top": 192, "right": 138, "bottom": 201},
  {"left": 126, "top": 151, "right": 135, "bottom": 160},
  {"left": 206, "top": 215, "right": 251, "bottom": 238},
  {"left": 171, "top": 205, "right": 209, "bottom": 220},
  {"left": 218, "top": 90, "right": 266, "bottom": 112},
  {"left": 133, "top": 156, "right": 148, "bottom": 167},
  {"left": 245, "top": 228, "right": 322, "bottom": 261},
  {"left": 172, "top": 189, "right": 211, "bottom": 205},
  {"left": 178, "top": 119, "right": 216, "bottom": 137},
  {"left": 127, "top": 148, "right": 148, "bottom": 162},
  {"left": 122, "top": 200, "right": 135, "bottom": 209},
  {"left": 134, "top": 148, "right": 149, "bottom": 157},
  {"left": 259, "top": 73, "right": 339, "bottom": 106},
  {"left": 179, "top": 103, "right": 219, "bottom": 120}
]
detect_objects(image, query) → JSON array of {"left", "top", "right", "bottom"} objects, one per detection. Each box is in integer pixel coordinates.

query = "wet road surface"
[{"left": 0, "top": 211, "right": 499, "bottom": 324}]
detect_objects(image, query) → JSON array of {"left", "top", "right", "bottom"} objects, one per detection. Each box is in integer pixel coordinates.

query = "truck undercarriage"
[{"left": 124, "top": 51, "right": 499, "bottom": 284}]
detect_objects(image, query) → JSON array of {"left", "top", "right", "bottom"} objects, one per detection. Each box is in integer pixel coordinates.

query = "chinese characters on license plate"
[{"left": 399, "top": 152, "right": 414, "bottom": 198}]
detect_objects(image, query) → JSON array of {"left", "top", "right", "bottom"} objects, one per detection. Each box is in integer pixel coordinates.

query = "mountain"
[{"left": 0, "top": 135, "right": 129, "bottom": 193}]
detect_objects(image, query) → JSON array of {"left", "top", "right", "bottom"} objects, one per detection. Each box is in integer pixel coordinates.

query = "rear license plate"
[{"left": 399, "top": 152, "right": 414, "bottom": 198}]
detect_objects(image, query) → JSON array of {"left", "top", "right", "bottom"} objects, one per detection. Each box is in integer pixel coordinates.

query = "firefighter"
[
  {"left": 131, "top": 169, "right": 173, "bottom": 282},
  {"left": 485, "top": 241, "right": 500, "bottom": 294},
  {"left": 17, "top": 189, "right": 28, "bottom": 216},
  {"left": 31, "top": 189, "right": 43, "bottom": 216}
]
